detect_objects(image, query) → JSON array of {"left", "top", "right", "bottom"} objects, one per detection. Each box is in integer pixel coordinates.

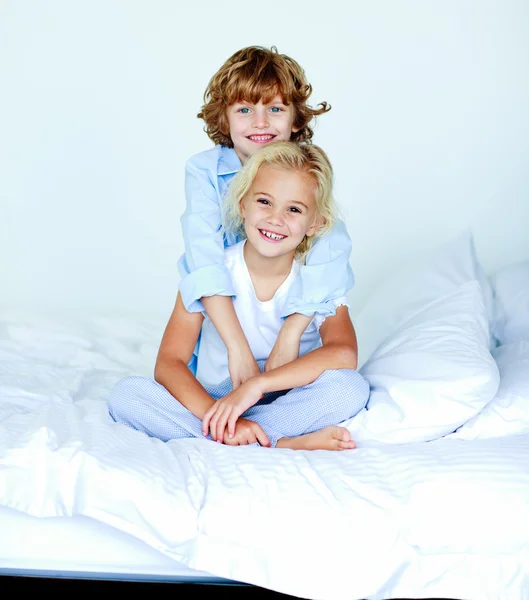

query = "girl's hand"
[
  {"left": 227, "top": 346, "right": 260, "bottom": 389},
  {"left": 222, "top": 418, "right": 271, "bottom": 447},
  {"left": 202, "top": 377, "right": 264, "bottom": 442}
]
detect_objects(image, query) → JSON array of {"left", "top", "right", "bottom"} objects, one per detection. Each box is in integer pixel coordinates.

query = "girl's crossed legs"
[{"left": 107, "top": 367, "right": 369, "bottom": 450}]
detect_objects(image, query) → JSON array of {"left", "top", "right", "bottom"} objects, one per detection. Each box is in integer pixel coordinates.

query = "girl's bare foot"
[{"left": 276, "top": 426, "right": 356, "bottom": 451}]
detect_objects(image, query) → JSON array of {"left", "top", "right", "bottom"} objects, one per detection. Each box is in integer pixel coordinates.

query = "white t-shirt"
[{"left": 195, "top": 241, "right": 348, "bottom": 388}]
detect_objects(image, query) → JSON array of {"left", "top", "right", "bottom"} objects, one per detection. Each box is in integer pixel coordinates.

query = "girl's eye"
[
  {"left": 257, "top": 198, "right": 270, "bottom": 205},
  {"left": 288, "top": 207, "right": 301, "bottom": 213}
]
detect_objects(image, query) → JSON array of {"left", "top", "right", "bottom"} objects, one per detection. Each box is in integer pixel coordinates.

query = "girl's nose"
[{"left": 267, "top": 210, "right": 285, "bottom": 226}]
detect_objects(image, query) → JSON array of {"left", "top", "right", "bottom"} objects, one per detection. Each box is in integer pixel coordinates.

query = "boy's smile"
[
  {"left": 247, "top": 134, "right": 276, "bottom": 143},
  {"left": 227, "top": 96, "right": 299, "bottom": 163}
]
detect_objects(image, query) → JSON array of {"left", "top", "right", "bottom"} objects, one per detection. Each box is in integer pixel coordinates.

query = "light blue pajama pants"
[{"left": 107, "top": 364, "right": 369, "bottom": 447}]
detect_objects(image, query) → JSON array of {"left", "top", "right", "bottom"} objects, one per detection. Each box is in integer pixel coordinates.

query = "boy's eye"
[
  {"left": 239, "top": 107, "right": 251, "bottom": 114},
  {"left": 270, "top": 106, "right": 282, "bottom": 113}
]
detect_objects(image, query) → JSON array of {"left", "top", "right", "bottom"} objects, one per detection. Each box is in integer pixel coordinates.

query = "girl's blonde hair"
[
  {"left": 198, "top": 46, "right": 331, "bottom": 147},
  {"left": 223, "top": 142, "right": 337, "bottom": 262}
]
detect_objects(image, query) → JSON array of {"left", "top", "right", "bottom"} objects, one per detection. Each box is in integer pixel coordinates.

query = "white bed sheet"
[
  {"left": 0, "top": 506, "right": 226, "bottom": 582},
  {"left": 1, "top": 310, "right": 528, "bottom": 600}
]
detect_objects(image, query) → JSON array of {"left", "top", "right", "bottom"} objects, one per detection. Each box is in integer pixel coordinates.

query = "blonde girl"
[{"left": 108, "top": 142, "right": 368, "bottom": 450}]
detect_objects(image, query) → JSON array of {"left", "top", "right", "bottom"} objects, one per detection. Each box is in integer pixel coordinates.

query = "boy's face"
[
  {"left": 227, "top": 96, "right": 299, "bottom": 163},
  {"left": 240, "top": 164, "right": 321, "bottom": 260}
]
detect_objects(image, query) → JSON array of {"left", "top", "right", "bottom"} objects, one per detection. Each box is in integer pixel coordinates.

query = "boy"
[{"left": 179, "top": 46, "right": 355, "bottom": 389}]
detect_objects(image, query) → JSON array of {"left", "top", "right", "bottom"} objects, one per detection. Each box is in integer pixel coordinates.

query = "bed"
[{"left": 1, "top": 230, "right": 528, "bottom": 599}]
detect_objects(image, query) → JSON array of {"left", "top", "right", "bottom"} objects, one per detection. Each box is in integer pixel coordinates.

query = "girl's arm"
[
  {"left": 203, "top": 304, "right": 358, "bottom": 440},
  {"left": 154, "top": 293, "right": 215, "bottom": 420},
  {"left": 156, "top": 293, "right": 270, "bottom": 447}
]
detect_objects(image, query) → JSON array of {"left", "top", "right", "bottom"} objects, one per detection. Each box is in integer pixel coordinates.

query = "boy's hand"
[
  {"left": 222, "top": 418, "right": 271, "bottom": 447},
  {"left": 264, "top": 313, "right": 311, "bottom": 372},
  {"left": 227, "top": 346, "right": 260, "bottom": 389},
  {"left": 202, "top": 377, "right": 264, "bottom": 442}
]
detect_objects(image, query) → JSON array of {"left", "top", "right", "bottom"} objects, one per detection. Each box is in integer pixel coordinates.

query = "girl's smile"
[
  {"left": 240, "top": 164, "right": 321, "bottom": 264},
  {"left": 258, "top": 228, "right": 287, "bottom": 242}
]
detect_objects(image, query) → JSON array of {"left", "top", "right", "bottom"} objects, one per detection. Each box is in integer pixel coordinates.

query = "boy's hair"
[
  {"left": 223, "top": 141, "right": 337, "bottom": 262},
  {"left": 198, "top": 46, "right": 331, "bottom": 147}
]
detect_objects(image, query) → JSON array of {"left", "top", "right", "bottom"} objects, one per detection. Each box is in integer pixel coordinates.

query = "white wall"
[{"left": 1, "top": 0, "right": 528, "bottom": 321}]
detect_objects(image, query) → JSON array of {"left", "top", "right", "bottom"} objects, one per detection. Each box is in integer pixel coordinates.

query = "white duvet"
[{"left": 1, "top": 311, "right": 529, "bottom": 600}]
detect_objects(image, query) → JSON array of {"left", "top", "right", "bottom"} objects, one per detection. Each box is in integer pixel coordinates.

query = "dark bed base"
[
  {"left": 0, "top": 573, "right": 459, "bottom": 600},
  {"left": 1, "top": 574, "right": 300, "bottom": 598}
]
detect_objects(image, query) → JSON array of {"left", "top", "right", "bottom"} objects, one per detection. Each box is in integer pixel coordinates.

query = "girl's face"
[
  {"left": 240, "top": 164, "right": 322, "bottom": 259},
  {"left": 227, "top": 96, "right": 299, "bottom": 163}
]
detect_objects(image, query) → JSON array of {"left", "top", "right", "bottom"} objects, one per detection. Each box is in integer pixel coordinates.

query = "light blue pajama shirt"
[{"left": 177, "top": 145, "right": 355, "bottom": 318}]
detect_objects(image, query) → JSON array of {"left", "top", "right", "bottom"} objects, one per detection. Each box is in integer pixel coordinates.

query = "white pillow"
[
  {"left": 452, "top": 341, "right": 529, "bottom": 440},
  {"left": 342, "top": 231, "right": 500, "bottom": 445},
  {"left": 474, "top": 255, "right": 497, "bottom": 350},
  {"left": 354, "top": 230, "right": 494, "bottom": 369},
  {"left": 491, "top": 262, "right": 529, "bottom": 346}
]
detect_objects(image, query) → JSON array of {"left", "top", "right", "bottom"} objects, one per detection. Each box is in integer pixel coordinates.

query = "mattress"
[
  {"left": 1, "top": 309, "right": 528, "bottom": 599},
  {"left": 0, "top": 506, "right": 227, "bottom": 583}
]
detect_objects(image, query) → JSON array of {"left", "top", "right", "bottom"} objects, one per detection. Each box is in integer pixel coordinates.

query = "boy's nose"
[{"left": 252, "top": 111, "right": 269, "bottom": 128}]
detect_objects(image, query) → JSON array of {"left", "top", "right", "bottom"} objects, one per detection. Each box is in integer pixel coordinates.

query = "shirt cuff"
[
  {"left": 280, "top": 263, "right": 355, "bottom": 318},
  {"left": 311, "top": 298, "right": 350, "bottom": 331},
  {"left": 178, "top": 255, "right": 236, "bottom": 313}
]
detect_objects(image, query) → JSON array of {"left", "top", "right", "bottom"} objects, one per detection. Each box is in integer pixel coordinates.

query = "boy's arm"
[
  {"left": 154, "top": 293, "right": 215, "bottom": 419},
  {"left": 264, "top": 312, "right": 313, "bottom": 372},
  {"left": 180, "top": 159, "right": 258, "bottom": 384},
  {"left": 258, "top": 304, "right": 357, "bottom": 392},
  {"left": 201, "top": 296, "right": 260, "bottom": 387},
  {"left": 281, "top": 219, "right": 355, "bottom": 319},
  {"left": 265, "top": 220, "right": 354, "bottom": 371},
  {"left": 203, "top": 304, "right": 357, "bottom": 440},
  {"left": 178, "top": 159, "right": 235, "bottom": 313}
]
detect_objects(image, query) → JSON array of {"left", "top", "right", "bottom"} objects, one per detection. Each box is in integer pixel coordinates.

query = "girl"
[
  {"left": 179, "top": 46, "right": 355, "bottom": 391},
  {"left": 109, "top": 142, "right": 368, "bottom": 450}
]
